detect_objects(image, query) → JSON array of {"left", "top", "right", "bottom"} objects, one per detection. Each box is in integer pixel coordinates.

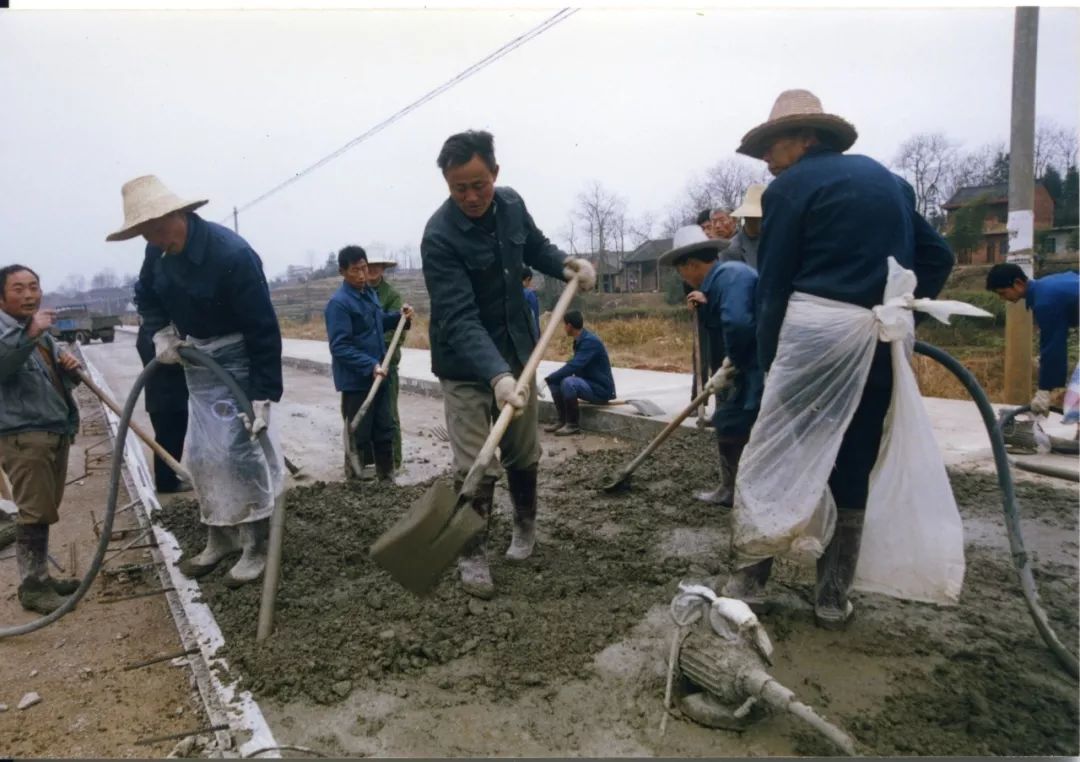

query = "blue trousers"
[{"left": 548, "top": 376, "right": 605, "bottom": 406}]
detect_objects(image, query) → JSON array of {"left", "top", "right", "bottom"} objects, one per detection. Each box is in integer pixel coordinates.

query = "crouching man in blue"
[
  {"left": 660, "top": 226, "right": 762, "bottom": 508},
  {"left": 109, "top": 175, "right": 285, "bottom": 589},
  {"left": 326, "top": 245, "right": 414, "bottom": 481},
  {"left": 985, "top": 263, "right": 1079, "bottom": 417},
  {"left": 721, "top": 90, "right": 953, "bottom": 628},
  {"left": 543, "top": 310, "right": 616, "bottom": 436},
  {"left": 422, "top": 129, "right": 596, "bottom": 599}
]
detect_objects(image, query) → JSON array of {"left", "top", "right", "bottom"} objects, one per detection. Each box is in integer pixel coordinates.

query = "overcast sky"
[{"left": 2, "top": 6, "right": 1078, "bottom": 290}]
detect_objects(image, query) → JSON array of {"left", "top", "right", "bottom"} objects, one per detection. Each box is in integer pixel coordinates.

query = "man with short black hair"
[
  {"left": 326, "top": 245, "right": 413, "bottom": 481},
  {"left": 543, "top": 310, "right": 616, "bottom": 436},
  {"left": 422, "top": 129, "right": 596, "bottom": 598},
  {"left": 986, "top": 263, "right": 1079, "bottom": 415},
  {"left": 0, "top": 264, "right": 83, "bottom": 614}
]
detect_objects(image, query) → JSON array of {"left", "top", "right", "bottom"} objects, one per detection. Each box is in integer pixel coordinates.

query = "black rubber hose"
[
  {"left": 914, "top": 341, "right": 1079, "bottom": 678},
  {"left": 0, "top": 357, "right": 162, "bottom": 639}
]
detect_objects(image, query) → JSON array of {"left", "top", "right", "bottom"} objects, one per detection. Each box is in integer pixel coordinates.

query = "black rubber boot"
[
  {"left": 458, "top": 479, "right": 496, "bottom": 599},
  {"left": 720, "top": 557, "right": 774, "bottom": 611},
  {"left": 814, "top": 509, "right": 865, "bottom": 630},
  {"left": 544, "top": 395, "right": 566, "bottom": 433},
  {"left": 16, "top": 524, "right": 71, "bottom": 615},
  {"left": 42, "top": 525, "right": 79, "bottom": 595},
  {"left": 505, "top": 468, "right": 538, "bottom": 562},
  {"left": 555, "top": 396, "right": 581, "bottom": 436},
  {"left": 695, "top": 440, "right": 744, "bottom": 508},
  {"left": 373, "top": 442, "right": 395, "bottom": 481}
]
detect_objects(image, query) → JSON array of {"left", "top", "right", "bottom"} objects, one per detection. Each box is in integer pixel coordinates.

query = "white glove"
[
  {"left": 1030, "top": 389, "right": 1052, "bottom": 416},
  {"left": 152, "top": 325, "right": 186, "bottom": 365},
  {"left": 705, "top": 357, "right": 736, "bottom": 393},
  {"left": 239, "top": 399, "right": 271, "bottom": 440},
  {"left": 492, "top": 374, "right": 528, "bottom": 418},
  {"left": 562, "top": 258, "right": 597, "bottom": 292}
]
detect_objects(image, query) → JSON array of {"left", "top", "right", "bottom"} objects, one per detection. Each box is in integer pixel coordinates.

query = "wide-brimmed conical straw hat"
[
  {"left": 105, "top": 175, "right": 208, "bottom": 242},
  {"left": 731, "top": 184, "right": 766, "bottom": 219},
  {"left": 736, "top": 89, "right": 857, "bottom": 160},
  {"left": 657, "top": 225, "right": 727, "bottom": 267}
]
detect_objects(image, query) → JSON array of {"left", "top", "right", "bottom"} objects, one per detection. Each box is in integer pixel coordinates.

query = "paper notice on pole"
[{"left": 1006, "top": 209, "right": 1035, "bottom": 277}]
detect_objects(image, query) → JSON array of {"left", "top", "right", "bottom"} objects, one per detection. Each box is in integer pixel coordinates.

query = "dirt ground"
[
  {"left": 159, "top": 434, "right": 1080, "bottom": 757},
  {"left": 0, "top": 385, "right": 208, "bottom": 759}
]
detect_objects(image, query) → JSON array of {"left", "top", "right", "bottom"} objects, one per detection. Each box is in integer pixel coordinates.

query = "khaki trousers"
[
  {"left": 440, "top": 378, "right": 540, "bottom": 483},
  {"left": 0, "top": 431, "right": 70, "bottom": 525}
]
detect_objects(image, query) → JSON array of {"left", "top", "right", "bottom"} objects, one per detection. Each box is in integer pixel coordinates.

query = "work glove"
[
  {"left": 1030, "top": 389, "right": 1052, "bottom": 417},
  {"left": 705, "top": 357, "right": 737, "bottom": 393},
  {"left": 492, "top": 373, "right": 528, "bottom": 418},
  {"left": 239, "top": 400, "right": 272, "bottom": 440},
  {"left": 562, "top": 258, "right": 597, "bottom": 292},
  {"left": 152, "top": 325, "right": 185, "bottom": 365}
]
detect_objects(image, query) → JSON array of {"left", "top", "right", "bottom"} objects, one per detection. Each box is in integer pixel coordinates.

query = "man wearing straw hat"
[
  {"left": 422, "top": 129, "right": 596, "bottom": 599},
  {"left": 659, "top": 227, "right": 763, "bottom": 508},
  {"left": 326, "top": 245, "right": 413, "bottom": 481},
  {"left": 363, "top": 252, "right": 408, "bottom": 473},
  {"left": 107, "top": 175, "right": 285, "bottom": 588},
  {"left": 722, "top": 90, "right": 954, "bottom": 628},
  {"left": 721, "top": 184, "right": 765, "bottom": 270}
]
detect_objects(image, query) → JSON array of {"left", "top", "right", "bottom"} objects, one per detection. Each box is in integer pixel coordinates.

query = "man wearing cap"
[
  {"left": 723, "top": 90, "right": 954, "bottom": 628},
  {"left": 364, "top": 253, "right": 407, "bottom": 472},
  {"left": 660, "top": 228, "right": 763, "bottom": 508},
  {"left": 985, "top": 263, "right": 1079, "bottom": 418},
  {"left": 108, "top": 175, "right": 285, "bottom": 589},
  {"left": 543, "top": 310, "right": 616, "bottom": 436},
  {"left": 422, "top": 129, "right": 596, "bottom": 599},
  {"left": 0, "top": 264, "right": 83, "bottom": 614},
  {"left": 721, "top": 184, "right": 765, "bottom": 270}
]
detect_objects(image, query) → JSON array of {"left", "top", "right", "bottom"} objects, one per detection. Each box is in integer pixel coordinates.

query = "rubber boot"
[
  {"left": 16, "top": 524, "right": 70, "bottom": 615},
  {"left": 373, "top": 442, "right": 395, "bottom": 482},
  {"left": 505, "top": 468, "right": 538, "bottom": 562},
  {"left": 41, "top": 525, "right": 80, "bottom": 595},
  {"left": 720, "top": 558, "right": 774, "bottom": 611},
  {"left": 178, "top": 525, "right": 240, "bottom": 578},
  {"left": 814, "top": 509, "right": 865, "bottom": 630},
  {"left": 544, "top": 394, "right": 566, "bottom": 434},
  {"left": 555, "top": 396, "right": 581, "bottom": 436},
  {"left": 223, "top": 519, "right": 270, "bottom": 588},
  {"left": 695, "top": 440, "right": 743, "bottom": 508},
  {"left": 457, "top": 479, "right": 496, "bottom": 599}
]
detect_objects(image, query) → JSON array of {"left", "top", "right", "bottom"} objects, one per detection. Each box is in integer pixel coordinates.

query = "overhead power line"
[{"left": 225, "top": 7, "right": 578, "bottom": 221}]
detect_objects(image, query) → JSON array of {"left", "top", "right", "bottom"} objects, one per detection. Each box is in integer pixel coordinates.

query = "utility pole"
[
  {"left": 1003, "top": 7, "right": 1038, "bottom": 405},
  {"left": 232, "top": 206, "right": 239, "bottom": 234}
]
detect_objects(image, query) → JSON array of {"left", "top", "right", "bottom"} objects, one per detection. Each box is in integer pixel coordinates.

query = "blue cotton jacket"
[
  {"left": 524, "top": 288, "right": 541, "bottom": 333},
  {"left": 1026, "top": 271, "right": 1079, "bottom": 390},
  {"left": 421, "top": 187, "right": 569, "bottom": 384},
  {"left": 325, "top": 282, "right": 403, "bottom": 393},
  {"left": 700, "top": 260, "right": 764, "bottom": 435},
  {"left": 133, "top": 213, "right": 283, "bottom": 402},
  {"left": 756, "top": 146, "right": 955, "bottom": 372},
  {"left": 545, "top": 329, "right": 616, "bottom": 401}
]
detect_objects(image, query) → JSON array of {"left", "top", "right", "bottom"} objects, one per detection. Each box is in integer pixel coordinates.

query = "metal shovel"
[
  {"left": 602, "top": 364, "right": 735, "bottom": 494},
  {"left": 370, "top": 275, "right": 582, "bottom": 594},
  {"left": 343, "top": 316, "right": 410, "bottom": 479}
]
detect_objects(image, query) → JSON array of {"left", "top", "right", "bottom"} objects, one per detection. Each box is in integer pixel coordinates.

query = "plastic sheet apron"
[
  {"left": 732, "top": 258, "right": 991, "bottom": 605},
  {"left": 183, "top": 333, "right": 284, "bottom": 526}
]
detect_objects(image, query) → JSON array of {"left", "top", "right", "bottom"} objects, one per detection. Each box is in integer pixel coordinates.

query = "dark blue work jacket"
[
  {"left": 1026, "top": 271, "right": 1079, "bottom": 390},
  {"left": 325, "top": 282, "right": 403, "bottom": 393},
  {"left": 133, "top": 213, "right": 283, "bottom": 402},
  {"left": 545, "top": 329, "right": 616, "bottom": 401},
  {"left": 421, "top": 187, "right": 569, "bottom": 384},
  {"left": 756, "top": 146, "right": 955, "bottom": 373}
]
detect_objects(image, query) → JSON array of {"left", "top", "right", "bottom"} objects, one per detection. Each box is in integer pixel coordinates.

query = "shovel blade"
[
  {"left": 370, "top": 479, "right": 485, "bottom": 595},
  {"left": 625, "top": 398, "right": 665, "bottom": 417},
  {"left": 601, "top": 471, "right": 633, "bottom": 494}
]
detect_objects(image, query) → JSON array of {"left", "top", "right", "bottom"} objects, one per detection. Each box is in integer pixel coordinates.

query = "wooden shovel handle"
[
  {"left": 76, "top": 368, "right": 192, "bottom": 484},
  {"left": 349, "top": 316, "right": 410, "bottom": 434},
  {"left": 460, "top": 275, "right": 581, "bottom": 498}
]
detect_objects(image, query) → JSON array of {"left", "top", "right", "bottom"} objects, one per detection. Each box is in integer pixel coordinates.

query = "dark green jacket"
[
  {"left": 421, "top": 187, "right": 568, "bottom": 383},
  {"left": 373, "top": 278, "right": 404, "bottom": 368}
]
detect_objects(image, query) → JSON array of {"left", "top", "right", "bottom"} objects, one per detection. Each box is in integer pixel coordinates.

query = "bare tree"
[
  {"left": 626, "top": 211, "right": 656, "bottom": 248},
  {"left": 60, "top": 273, "right": 87, "bottom": 297},
  {"left": 893, "top": 132, "right": 958, "bottom": 218},
  {"left": 571, "top": 181, "right": 629, "bottom": 255},
  {"left": 90, "top": 268, "right": 120, "bottom": 290},
  {"left": 688, "top": 157, "right": 769, "bottom": 213}
]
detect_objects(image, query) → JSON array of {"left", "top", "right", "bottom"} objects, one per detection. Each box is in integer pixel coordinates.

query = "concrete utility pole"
[
  {"left": 232, "top": 206, "right": 240, "bottom": 234},
  {"left": 1003, "top": 7, "right": 1038, "bottom": 405}
]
